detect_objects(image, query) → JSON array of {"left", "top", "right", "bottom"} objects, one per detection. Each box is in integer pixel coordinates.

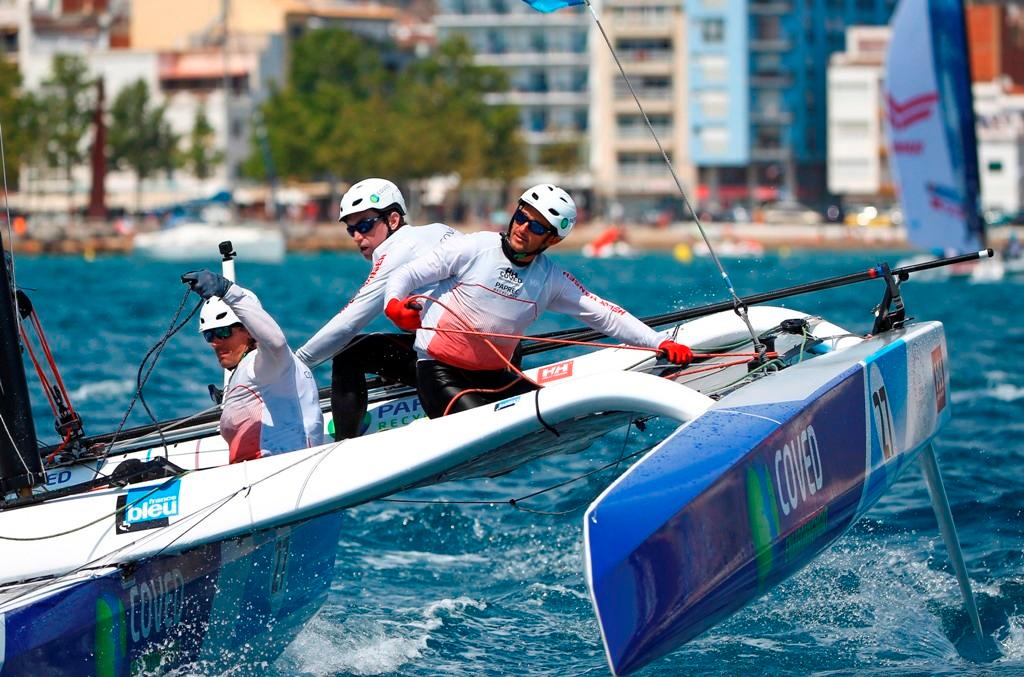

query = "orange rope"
[
  {"left": 402, "top": 293, "right": 777, "bottom": 415},
  {"left": 418, "top": 325, "right": 660, "bottom": 354},
  {"left": 406, "top": 294, "right": 537, "bottom": 416}
]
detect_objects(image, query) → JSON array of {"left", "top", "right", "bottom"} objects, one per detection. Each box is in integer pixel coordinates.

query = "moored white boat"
[{"left": 133, "top": 223, "right": 286, "bottom": 263}]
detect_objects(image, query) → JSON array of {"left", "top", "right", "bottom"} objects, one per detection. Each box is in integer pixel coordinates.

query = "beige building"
[
  {"left": 589, "top": 0, "right": 691, "bottom": 223},
  {"left": 826, "top": 26, "right": 891, "bottom": 204},
  {"left": 131, "top": 0, "right": 396, "bottom": 51},
  {"left": 129, "top": 0, "right": 397, "bottom": 194}
]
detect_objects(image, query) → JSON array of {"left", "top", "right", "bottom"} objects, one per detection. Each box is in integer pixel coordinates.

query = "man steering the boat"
[
  {"left": 383, "top": 183, "right": 694, "bottom": 418},
  {"left": 182, "top": 271, "right": 324, "bottom": 463},
  {"left": 295, "top": 178, "right": 460, "bottom": 440}
]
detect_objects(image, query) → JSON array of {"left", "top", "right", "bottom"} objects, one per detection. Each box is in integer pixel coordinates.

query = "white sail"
[{"left": 884, "top": 0, "right": 984, "bottom": 254}]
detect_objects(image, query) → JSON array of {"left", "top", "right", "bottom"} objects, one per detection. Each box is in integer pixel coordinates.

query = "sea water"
[{"left": 13, "top": 249, "right": 1024, "bottom": 676}]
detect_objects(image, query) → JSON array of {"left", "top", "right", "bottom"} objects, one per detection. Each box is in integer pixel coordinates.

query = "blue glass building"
[{"left": 688, "top": 0, "right": 897, "bottom": 208}]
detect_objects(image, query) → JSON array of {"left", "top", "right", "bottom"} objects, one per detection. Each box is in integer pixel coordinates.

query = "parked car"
[{"left": 760, "top": 201, "right": 822, "bottom": 225}]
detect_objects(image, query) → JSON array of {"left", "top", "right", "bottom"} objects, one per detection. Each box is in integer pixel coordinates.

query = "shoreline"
[{"left": 4, "top": 221, "right": 935, "bottom": 256}]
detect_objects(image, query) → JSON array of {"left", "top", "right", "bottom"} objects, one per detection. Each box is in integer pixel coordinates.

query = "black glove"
[{"left": 181, "top": 269, "right": 233, "bottom": 300}]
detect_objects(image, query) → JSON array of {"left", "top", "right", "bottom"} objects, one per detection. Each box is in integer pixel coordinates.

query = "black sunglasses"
[
  {"left": 512, "top": 208, "right": 557, "bottom": 237},
  {"left": 202, "top": 325, "right": 235, "bottom": 343},
  {"left": 346, "top": 214, "right": 383, "bottom": 237}
]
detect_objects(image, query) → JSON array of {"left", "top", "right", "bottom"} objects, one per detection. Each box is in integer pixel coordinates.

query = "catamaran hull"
[
  {"left": 0, "top": 512, "right": 343, "bottom": 676},
  {"left": 585, "top": 321, "right": 950, "bottom": 675}
]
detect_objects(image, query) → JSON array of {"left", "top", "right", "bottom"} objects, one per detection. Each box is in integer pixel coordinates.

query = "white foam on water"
[
  {"left": 363, "top": 550, "right": 489, "bottom": 570},
  {"left": 362, "top": 508, "right": 409, "bottom": 524},
  {"left": 997, "top": 615, "right": 1024, "bottom": 661},
  {"left": 279, "top": 597, "right": 486, "bottom": 676},
  {"left": 68, "top": 378, "right": 135, "bottom": 402},
  {"left": 524, "top": 582, "right": 589, "bottom": 603},
  {"left": 952, "top": 383, "right": 1024, "bottom": 404}
]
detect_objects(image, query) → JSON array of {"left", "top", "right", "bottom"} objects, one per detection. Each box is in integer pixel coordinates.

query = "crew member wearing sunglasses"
[
  {"left": 384, "top": 183, "right": 694, "bottom": 419},
  {"left": 183, "top": 269, "right": 324, "bottom": 464},
  {"left": 295, "top": 178, "right": 460, "bottom": 441}
]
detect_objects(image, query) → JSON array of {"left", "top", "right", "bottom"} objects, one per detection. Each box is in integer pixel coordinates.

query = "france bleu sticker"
[{"left": 115, "top": 480, "right": 181, "bottom": 534}]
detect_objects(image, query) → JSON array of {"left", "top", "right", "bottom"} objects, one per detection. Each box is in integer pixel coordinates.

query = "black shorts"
[
  {"left": 416, "top": 359, "right": 537, "bottom": 419},
  {"left": 330, "top": 333, "right": 417, "bottom": 440}
]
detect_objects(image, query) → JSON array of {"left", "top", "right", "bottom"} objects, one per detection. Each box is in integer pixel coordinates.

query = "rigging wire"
[
  {"left": 96, "top": 293, "right": 203, "bottom": 475},
  {"left": 582, "top": 0, "right": 766, "bottom": 359}
]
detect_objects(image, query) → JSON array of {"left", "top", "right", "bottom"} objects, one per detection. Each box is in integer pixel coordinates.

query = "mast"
[
  {"left": 0, "top": 238, "right": 44, "bottom": 495},
  {"left": 86, "top": 78, "right": 107, "bottom": 220}
]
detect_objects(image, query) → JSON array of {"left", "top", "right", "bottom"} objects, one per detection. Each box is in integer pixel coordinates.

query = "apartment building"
[
  {"left": 691, "top": 0, "right": 896, "bottom": 209},
  {"left": 826, "top": 26, "right": 889, "bottom": 204},
  {"left": 435, "top": 0, "right": 590, "bottom": 191},
  {"left": 590, "top": 0, "right": 691, "bottom": 222},
  {"left": 826, "top": 9, "right": 1024, "bottom": 216}
]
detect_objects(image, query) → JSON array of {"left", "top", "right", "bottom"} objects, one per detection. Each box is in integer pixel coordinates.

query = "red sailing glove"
[
  {"left": 658, "top": 340, "right": 694, "bottom": 366},
  {"left": 385, "top": 297, "right": 423, "bottom": 331}
]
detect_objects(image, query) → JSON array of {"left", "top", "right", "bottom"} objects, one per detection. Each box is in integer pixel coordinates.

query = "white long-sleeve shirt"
[
  {"left": 296, "top": 223, "right": 459, "bottom": 366},
  {"left": 219, "top": 284, "right": 324, "bottom": 463},
  {"left": 384, "top": 231, "right": 664, "bottom": 371}
]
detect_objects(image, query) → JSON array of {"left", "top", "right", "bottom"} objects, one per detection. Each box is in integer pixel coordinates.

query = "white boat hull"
[{"left": 133, "top": 224, "right": 286, "bottom": 263}]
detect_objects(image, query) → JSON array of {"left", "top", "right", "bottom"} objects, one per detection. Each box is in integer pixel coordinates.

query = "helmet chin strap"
[{"left": 502, "top": 218, "right": 550, "bottom": 264}]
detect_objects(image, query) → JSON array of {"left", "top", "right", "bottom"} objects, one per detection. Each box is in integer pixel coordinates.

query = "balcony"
[
  {"left": 618, "top": 48, "right": 673, "bottom": 63},
  {"left": 485, "top": 91, "right": 589, "bottom": 106},
  {"left": 617, "top": 124, "right": 673, "bottom": 139},
  {"left": 748, "top": 0, "right": 792, "bottom": 14},
  {"left": 474, "top": 52, "right": 589, "bottom": 67},
  {"left": 750, "top": 108, "right": 793, "bottom": 123},
  {"left": 613, "top": 21, "right": 675, "bottom": 37},
  {"left": 749, "top": 37, "right": 791, "bottom": 51},
  {"left": 750, "top": 145, "right": 792, "bottom": 161},
  {"left": 749, "top": 73, "right": 792, "bottom": 88},
  {"left": 614, "top": 97, "right": 673, "bottom": 114}
]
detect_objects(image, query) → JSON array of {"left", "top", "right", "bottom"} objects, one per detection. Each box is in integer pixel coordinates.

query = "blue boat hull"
[
  {"left": 1, "top": 512, "right": 344, "bottom": 676},
  {"left": 585, "top": 322, "right": 951, "bottom": 675}
]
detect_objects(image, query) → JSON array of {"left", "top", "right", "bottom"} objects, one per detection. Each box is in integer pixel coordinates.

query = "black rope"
[
  {"left": 95, "top": 293, "right": 202, "bottom": 480},
  {"left": 533, "top": 388, "right": 559, "bottom": 437}
]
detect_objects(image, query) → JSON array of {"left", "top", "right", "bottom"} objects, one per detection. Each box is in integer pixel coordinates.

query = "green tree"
[
  {"left": 184, "top": 107, "right": 223, "bottom": 181},
  {"left": 244, "top": 29, "right": 526, "bottom": 199},
  {"left": 0, "top": 60, "right": 41, "bottom": 188},
  {"left": 38, "top": 54, "right": 95, "bottom": 209},
  {"left": 108, "top": 79, "right": 180, "bottom": 212},
  {"left": 538, "top": 139, "right": 582, "bottom": 175}
]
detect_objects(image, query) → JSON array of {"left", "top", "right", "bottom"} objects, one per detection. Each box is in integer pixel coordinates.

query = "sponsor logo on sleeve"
[{"left": 116, "top": 480, "right": 181, "bottom": 534}]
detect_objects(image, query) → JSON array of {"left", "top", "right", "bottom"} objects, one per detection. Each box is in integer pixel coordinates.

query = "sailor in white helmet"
[
  {"left": 383, "top": 184, "right": 694, "bottom": 418},
  {"left": 295, "top": 178, "right": 459, "bottom": 440},
  {"left": 183, "top": 270, "right": 323, "bottom": 463}
]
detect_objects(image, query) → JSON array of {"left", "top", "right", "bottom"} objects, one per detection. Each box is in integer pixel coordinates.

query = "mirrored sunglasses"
[
  {"left": 513, "top": 208, "right": 556, "bottom": 237},
  {"left": 346, "top": 214, "right": 383, "bottom": 237},
  {"left": 202, "top": 325, "right": 235, "bottom": 343}
]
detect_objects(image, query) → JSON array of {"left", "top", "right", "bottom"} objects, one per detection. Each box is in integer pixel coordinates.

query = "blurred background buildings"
[{"left": 2, "top": 0, "right": 1024, "bottom": 230}]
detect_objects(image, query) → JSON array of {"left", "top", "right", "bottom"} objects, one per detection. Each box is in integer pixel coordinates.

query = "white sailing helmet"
[
  {"left": 198, "top": 298, "right": 240, "bottom": 332},
  {"left": 519, "top": 184, "right": 577, "bottom": 238},
  {"left": 338, "top": 178, "right": 407, "bottom": 222}
]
